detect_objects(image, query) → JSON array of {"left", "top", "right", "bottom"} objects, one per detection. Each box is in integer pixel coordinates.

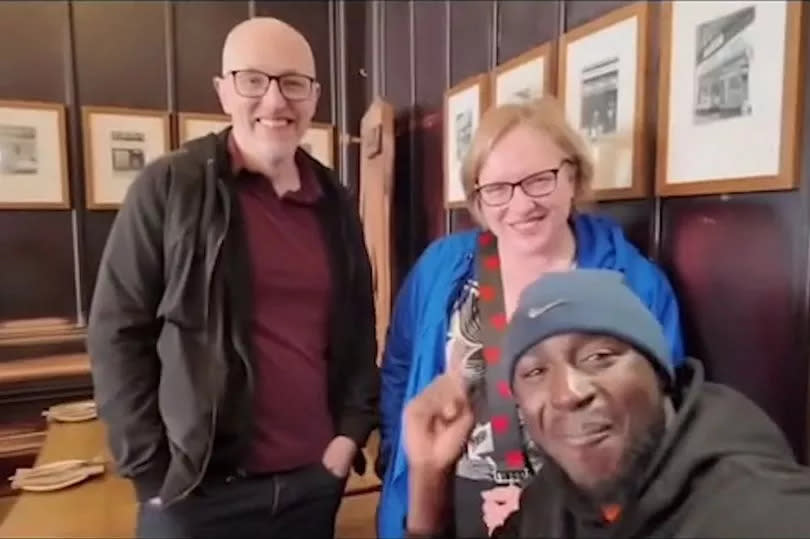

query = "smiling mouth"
[
  {"left": 509, "top": 215, "right": 547, "bottom": 230},
  {"left": 255, "top": 118, "right": 294, "bottom": 129},
  {"left": 558, "top": 424, "right": 612, "bottom": 447}
]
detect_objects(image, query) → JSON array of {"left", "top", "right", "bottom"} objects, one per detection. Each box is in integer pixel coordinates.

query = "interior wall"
[
  {"left": 0, "top": 0, "right": 366, "bottom": 358},
  {"left": 372, "top": 0, "right": 810, "bottom": 461}
]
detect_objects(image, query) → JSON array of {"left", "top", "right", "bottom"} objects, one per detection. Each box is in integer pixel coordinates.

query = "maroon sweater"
[{"left": 230, "top": 138, "right": 334, "bottom": 473}]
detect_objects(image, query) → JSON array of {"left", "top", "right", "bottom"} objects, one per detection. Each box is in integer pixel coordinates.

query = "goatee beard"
[{"left": 548, "top": 403, "right": 668, "bottom": 511}]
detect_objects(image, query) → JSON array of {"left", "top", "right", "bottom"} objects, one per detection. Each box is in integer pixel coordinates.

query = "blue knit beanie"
[{"left": 505, "top": 269, "right": 674, "bottom": 386}]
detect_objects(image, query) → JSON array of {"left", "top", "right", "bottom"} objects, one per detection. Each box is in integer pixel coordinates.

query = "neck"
[
  {"left": 500, "top": 226, "right": 576, "bottom": 274},
  {"left": 243, "top": 151, "right": 301, "bottom": 195},
  {"left": 498, "top": 225, "right": 576, "bottom": 316}
]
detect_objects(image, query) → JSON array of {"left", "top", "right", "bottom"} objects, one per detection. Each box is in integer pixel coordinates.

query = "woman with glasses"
[{"left": 377, "top": 96, "right": 685, "bottom": 539}]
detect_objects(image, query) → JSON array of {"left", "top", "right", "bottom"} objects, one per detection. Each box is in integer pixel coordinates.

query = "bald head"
[{"left": 221, "top": 17, "right": 316, "bottom": 77}]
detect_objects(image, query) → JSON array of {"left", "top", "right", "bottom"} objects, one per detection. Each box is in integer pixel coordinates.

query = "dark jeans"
[
  {"left": 454, "top": 476, "right": 496, "bottom": 538},
  {"left": 136, "top": 463, "right": 347, "bottom": 538}
]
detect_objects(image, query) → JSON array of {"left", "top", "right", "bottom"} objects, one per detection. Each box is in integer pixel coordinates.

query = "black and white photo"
[
  {"left": 82, "top": 106, "right": 170, "bottom": 208},
  {"left": 0, "top": 100, "right": 69, "bottom": 208},
  {"left": 110, "top": 130, "right": 146, "bottom": 172},
  {"left": 454, "top": 109, "right": 473, "bottom": 163},
  {"left": 693, "top": 6, "right": 755, "bottom": 125},
  {"left": 444, "top": 73, "right": 489, "bottom": 207},
  {"left": 656, "top": 1, "right": 801, "bottom": 197},
  {"left": 579, "top": 57, "right": 619, "bottom": 141},
  {"left": 0, "top": 124, "right": 38, "bottom": 175}
]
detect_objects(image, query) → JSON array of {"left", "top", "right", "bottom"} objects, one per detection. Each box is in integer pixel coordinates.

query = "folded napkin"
[{"left": 9, "top": 456, "right": 106, "bottom": 492}]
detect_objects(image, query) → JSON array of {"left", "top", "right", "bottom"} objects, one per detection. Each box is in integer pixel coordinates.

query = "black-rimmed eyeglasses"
[
  {"left": 474, "top": 159, "right": 575, "bottom": 207},
  {"left": 229, "top": 69, "right": 316, "bottom": 101}
]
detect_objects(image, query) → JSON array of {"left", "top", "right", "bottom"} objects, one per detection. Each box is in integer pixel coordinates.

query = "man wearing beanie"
[{"left": 402, "top": 269, "right": 810, "bottom": 538}]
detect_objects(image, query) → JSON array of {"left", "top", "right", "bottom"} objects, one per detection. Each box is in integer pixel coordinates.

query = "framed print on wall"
[
  {"left": 656, "top": 1, "right": 804, "bottom": 197},
  {"left": 444, "top": 73, "right": 491, "bottom": 208},
  {"left": 300, "top": 122, "right": 335, "bottom": 169},
  {"left": 178, "top": 112, "right": 230, "bottom": 144},
  {"left": 0, "top": 100, "right": 69, "bottom": 209},
  {"left": 493, "top": 42, "right": 555, "bottom": 106},
  {"left": 558, "top": 2, "right": 650, "bottom": 201},
  {"left": 82, "top": 106, "right": 170, "bottom": 210}
]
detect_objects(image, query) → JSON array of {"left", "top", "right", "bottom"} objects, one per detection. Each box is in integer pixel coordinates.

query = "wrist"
[{"left": 407, "top": 468, "right": 451, "bottom": 535}]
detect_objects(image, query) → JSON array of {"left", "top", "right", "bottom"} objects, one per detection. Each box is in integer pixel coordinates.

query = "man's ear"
[{"left": 212, "top": 76, "right": 231, "bottom": 115}]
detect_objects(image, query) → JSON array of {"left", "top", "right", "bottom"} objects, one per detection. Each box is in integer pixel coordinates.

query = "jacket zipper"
[{"left": 172, "top": 157, "right": 224, "bottom": 503}]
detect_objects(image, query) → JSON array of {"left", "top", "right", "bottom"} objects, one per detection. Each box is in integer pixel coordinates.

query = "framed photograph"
[
  {"left": 444, "top": 73, "right": 491, "bottom": 208},
  {"left": 82, "top": 106, "right": 170, "bottom": 209},
  {"left": 0, "top": 100, "right": 69, "bottom": 209},
  {"left": 656, "top": 1, "right": 804, "bottom": 196},
  {"left": 178, "top": 112, "right": 230, "bottom": 144},
  {"left": 558, "top": 2, "right": 650, "bottom": 200},
  {"left": 493, "top": 42, "right": 555, "bottom": 106},
  {"left": 300, "top": 122, "right": 335, "bottom": 169}
]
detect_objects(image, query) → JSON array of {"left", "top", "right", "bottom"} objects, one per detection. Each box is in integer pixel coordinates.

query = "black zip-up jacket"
[
  {"left": 88, "top": 129, "right": 379, "bottom": 506},
  {"left": 488, "top": 358, "right": 810, "bottom": 538}
]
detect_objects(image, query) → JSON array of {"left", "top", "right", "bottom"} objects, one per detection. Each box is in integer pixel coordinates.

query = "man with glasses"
[{"left": 88, "top": 17, "right": 378, "bottom": 538}]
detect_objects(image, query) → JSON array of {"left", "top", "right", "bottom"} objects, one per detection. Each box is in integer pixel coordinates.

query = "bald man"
[{"left": 88, "top": 17, "right": 378, "bottom": 538}]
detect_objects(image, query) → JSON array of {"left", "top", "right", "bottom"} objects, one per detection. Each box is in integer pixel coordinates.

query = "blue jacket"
[{"left": 377, "top": 213, "right": 685, "bottom": 539}]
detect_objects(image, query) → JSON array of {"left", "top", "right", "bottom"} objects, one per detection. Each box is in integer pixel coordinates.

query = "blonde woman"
[{"left": 377, "top": 96, "right": 685, "bottom": 538}]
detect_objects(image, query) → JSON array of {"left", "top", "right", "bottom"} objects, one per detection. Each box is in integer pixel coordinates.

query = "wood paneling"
[
  {"left": 496, "top": 0, "right": 559, "bottom": 63},
  {"left": 254, "top": 1, "right": 333, "bottom": 123},
  {"left": 414, "top": 1, "right": 446, "bottom": 109},
  {"left": 449, "top": 1, "right": 493, "bottom": 86},
  {"left": 383, "top": 1, "right": 412, "bottom": 111},
  {"left": 175, "top": 1, "right": 250, "bottom": 114},
  {"left": 73, "top": 1, "right": 167, "bottom": 109},
  {"left": 564, "top": 0, "right": 634, "bottom": 31},
  {"left": 0, "top": 1, "right": 67, "bottom": 103},
  {"left": 661, "top": 194, "right": 808, "bottom": 457},
  {"left": 0, "top": 2, "right": 75, "bottom": 325},
  {"left": 0, "top": 213, "right": 75, "bottom": 322}
]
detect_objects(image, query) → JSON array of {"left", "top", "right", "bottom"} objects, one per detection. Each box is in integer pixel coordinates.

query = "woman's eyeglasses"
[{"left": 474, "top": 159, "right": 575, "bottom": 207}]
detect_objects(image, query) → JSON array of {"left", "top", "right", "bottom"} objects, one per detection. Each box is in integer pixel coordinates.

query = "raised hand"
[{"left": 403, "top": 370, "right": 474, "bottom": 475}]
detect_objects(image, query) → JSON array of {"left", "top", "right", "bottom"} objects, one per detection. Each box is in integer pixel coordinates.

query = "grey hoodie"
[{"left": 494, "top": 358, "right": 810, "bottom": 538}]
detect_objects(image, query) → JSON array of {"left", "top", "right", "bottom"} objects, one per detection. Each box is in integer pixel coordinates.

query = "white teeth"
[{"left": 257, "top": 118, "right": 291, "bottom": 128}]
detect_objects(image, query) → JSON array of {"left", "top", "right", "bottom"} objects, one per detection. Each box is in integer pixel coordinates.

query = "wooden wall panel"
[
  {"left": 0, "top": 213, "right": 76, "bottom": 321},
  {"left": 344, "top": 0, "right": 369, "bottom": 196},
  {"left": 414, "top": 1, "right": 447, "bottom": 110},
  {"left": 496, "top": 0, "right": 559, "bottom": 63},
  {"left": 382, "top": 1, "right": 412, "bottom": 111},
  {"left": 175, "top": 1, "right": 250, "bottom": 114},
  {"left": 72, "top": 1, "right": 169, "bottom": 311},
  {"left": 0, "top": 1, "right": 67, "bottom": 103},
  {"left": 0, "top": 1, "right": 75, "bottom": 324},
  {"left": 564, "top": 0, "right": 634, "bottom": 31},
  {"left": 73, "top": 1, "right": 168, "bottom": 109},
  {"left": 414, "top": 1, "right": 448, "bottom": 244},
  {"left": 449, "top": 1, "right": 493, "bottom": 86},
  {"left": 661, "top": 194, "right": 808, "bottom": 458},
  {"left": 448, "top": 1, "right": 494, "bottom": 232},
  {"left": 254, "top": 1, "right": 333, "bottom": 123}
]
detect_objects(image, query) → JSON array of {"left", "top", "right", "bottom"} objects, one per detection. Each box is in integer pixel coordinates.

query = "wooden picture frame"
[
  {"left": 82, "top": 106, "right": 170, "bottom": 210},
  {"left": 178, "top": 112, "right": 230, "bottom": 144},
  {"left": 656, "top": 1, "right": 805, "bottom": 197},
  {"left": 444, "top": 73, "right": 491, "bottom": 208},
  {"left": 0, "top": 100, "right": 70, "bottom": 209},
  {"left": 493, "top": 41, "right": 556, "bottom": 106},
  {"left": 557, "top": 2, "right": 651, "bottom": 201},
  {"left": 300, "top": 122, "right": 335, "bottom": 169}
]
